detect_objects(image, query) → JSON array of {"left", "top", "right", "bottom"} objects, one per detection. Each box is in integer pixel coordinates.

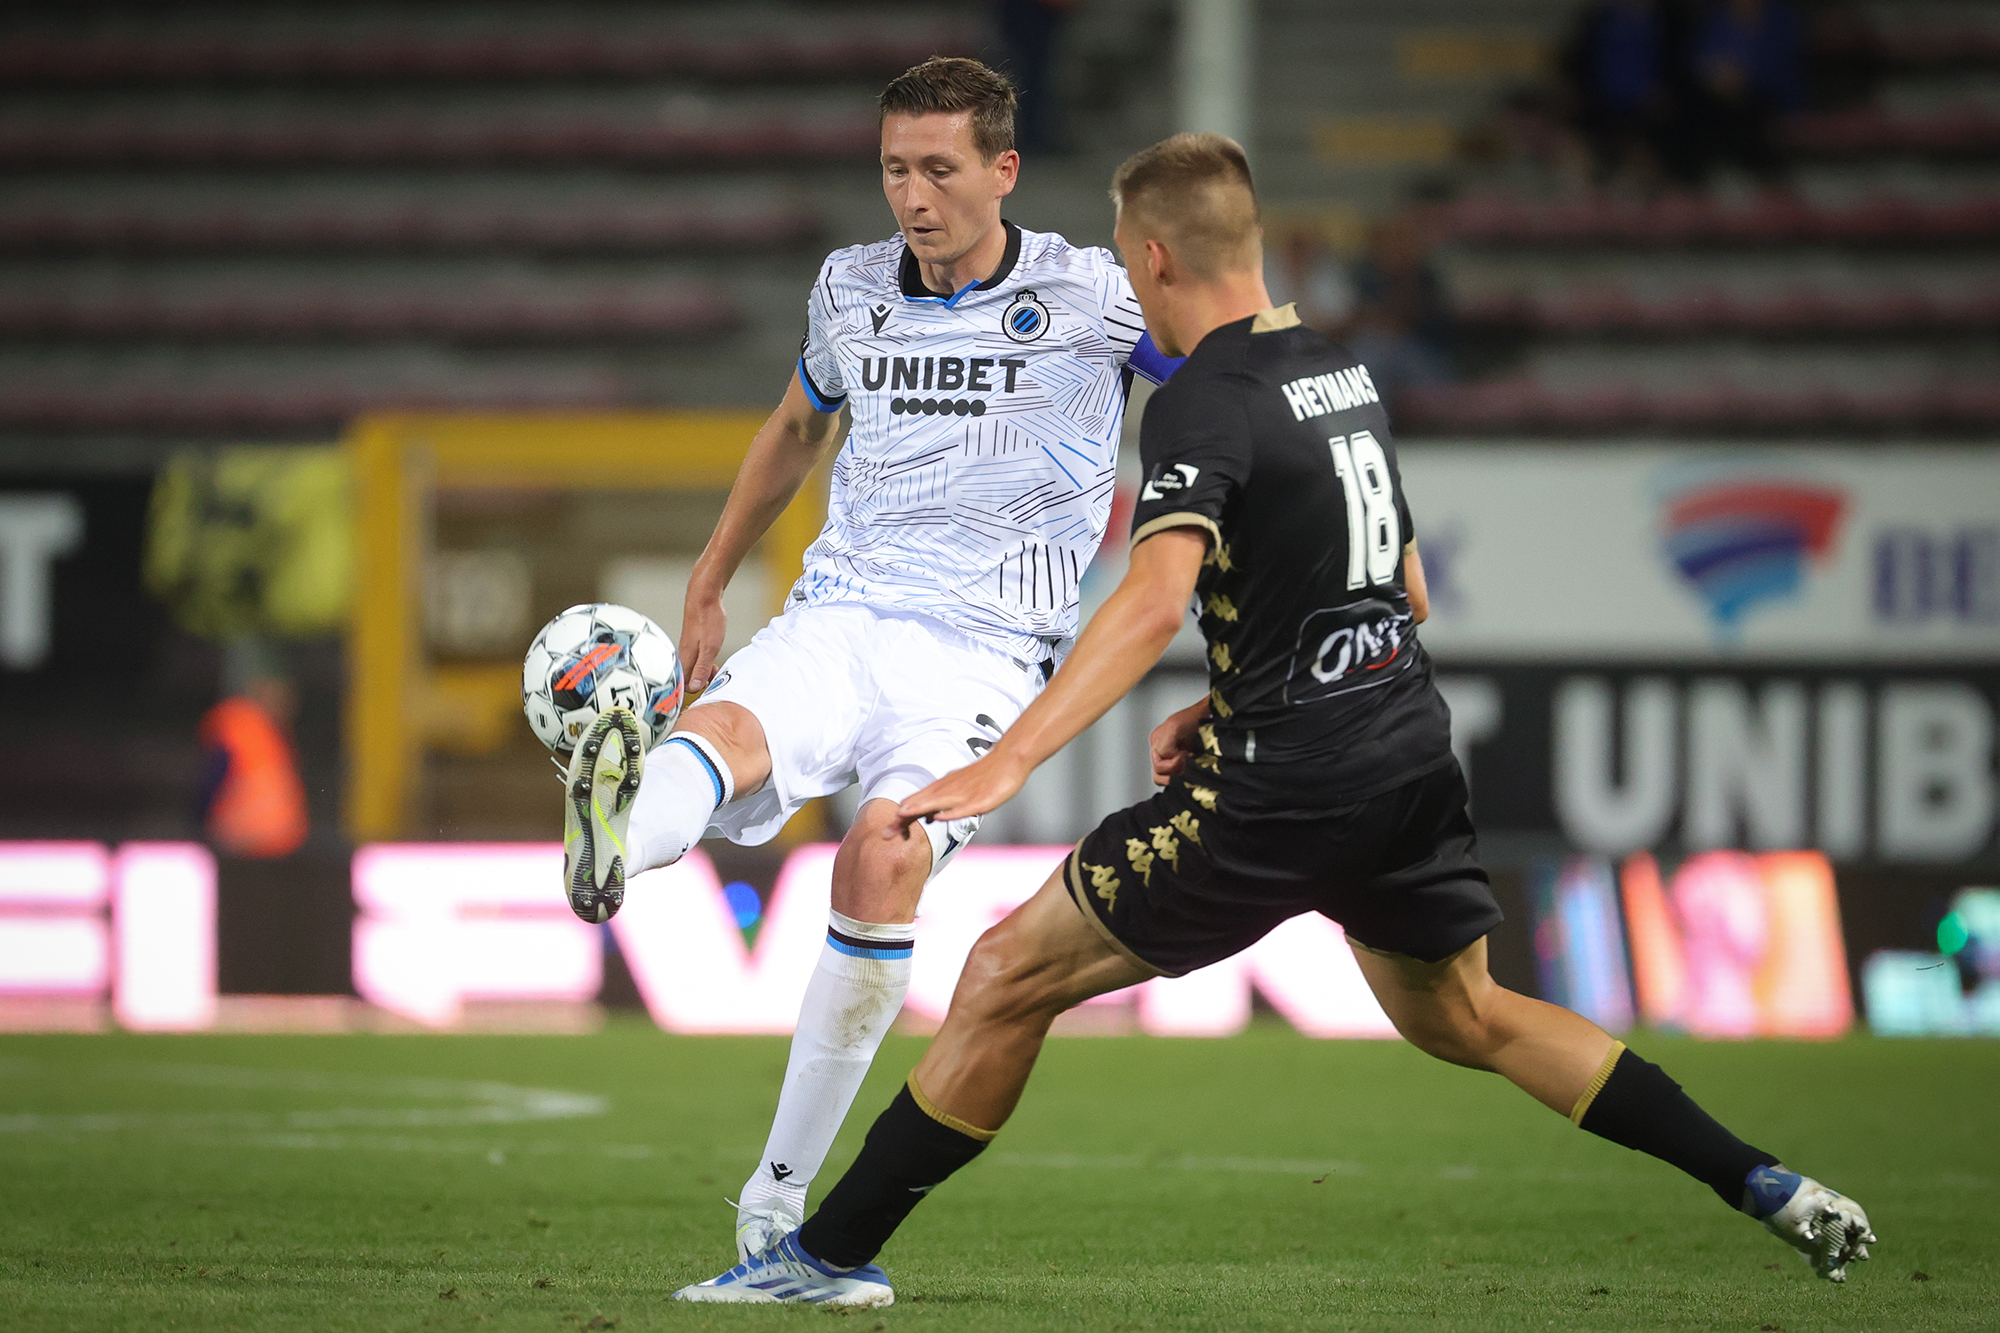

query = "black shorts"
[{"left": 1064, "top": 759, "right": 1500, "bottom": 976}]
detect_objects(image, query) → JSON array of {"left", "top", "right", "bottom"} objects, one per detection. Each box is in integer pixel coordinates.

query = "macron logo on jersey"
[{"left": 1280, "top": 366, "right": 1381, "bottom": 421}]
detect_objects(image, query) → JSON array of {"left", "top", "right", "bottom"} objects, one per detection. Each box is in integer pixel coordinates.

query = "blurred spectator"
[
  {"left": 1690, "top": 0, "right": 1806, "bottom": 184},
  {"left": 1562, "top": 0, "right": 1702, "bottom": 188},
  {"left": 1346, "top": 213, "right": 1457, "bottom": 398},
  {"left": 198, "top": 641, "right": 308, "bottom": 860},
  {"left": 1465, "top": 86, "right": 1596, "bottom": 198},
  {"left": 995, "top": 0, "right": 1082, "bottom": 155},
  {"left": 1264, "top": 225, "right": 1357, "bottom": 335}
]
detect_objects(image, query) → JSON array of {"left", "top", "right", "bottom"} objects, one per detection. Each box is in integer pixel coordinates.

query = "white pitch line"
[
  {"left": 989, "top": 1152, "right": 1370, "bottom": 1176},
  {"left": 0, "top": 1061, "right": 606, "bottom": 1136},
  {"left": 222, "top": 1131, "right": 659, "bottom": 1160}
]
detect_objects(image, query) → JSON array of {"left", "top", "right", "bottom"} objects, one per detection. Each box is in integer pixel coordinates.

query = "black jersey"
[{"left": 1129, "top": 305, "right": 1454, "bottom": 807}]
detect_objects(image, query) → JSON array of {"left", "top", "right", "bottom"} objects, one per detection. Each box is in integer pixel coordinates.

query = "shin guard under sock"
[
  {"left": 797, "top": 1078, "right": 992, "bottom": 1269},
  {"left": 1573, "top": 1043, "right": 1780, "bottom": 1209}
]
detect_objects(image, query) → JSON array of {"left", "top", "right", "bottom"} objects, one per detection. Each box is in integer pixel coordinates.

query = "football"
[{"left": 521, "top": 602, "right": 684, "bottom": 756}]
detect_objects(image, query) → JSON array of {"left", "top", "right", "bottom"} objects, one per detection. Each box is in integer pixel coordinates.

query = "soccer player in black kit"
[{"left": 673, "top": 133, "right": 1875, "bottom": 1309}]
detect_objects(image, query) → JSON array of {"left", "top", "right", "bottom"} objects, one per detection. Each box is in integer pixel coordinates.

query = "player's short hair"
[
  {"left": 878, "top": 57, "right": 1016, "bottom": 162},
  {"left": 1110, "top": 133, "right": 1262, "bottom": 280}
]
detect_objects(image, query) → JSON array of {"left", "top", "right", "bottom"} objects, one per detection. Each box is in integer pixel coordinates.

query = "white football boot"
[
  {"left": 562, "top": 707, "right": 644, "bottom": 924},
  {"left": 735, "top": 1201, "right": 804, "bottom": 1264},
  {"left": 673, "top": 1230, "right": 893, "bottom": 1308},
  {"left": 1745, "top": 1164, "right": 1876, "bottom": 1282}
]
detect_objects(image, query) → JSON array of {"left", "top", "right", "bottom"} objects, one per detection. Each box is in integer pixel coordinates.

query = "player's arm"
[
  {"left": 681, "top": 371, "right": 842, "bottom": 691},
  {"left": 1404, "top": 540, "right": 1429, "bottom": 624},
  {"left": 895, "top": 527, "right": 1209, "bottom": 825}
]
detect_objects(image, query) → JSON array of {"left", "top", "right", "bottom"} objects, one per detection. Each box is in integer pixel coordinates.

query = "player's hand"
[
  {"left": 893, "top": 750, "right": 1030, "bottom": 832},
  {"left": 1149, "top": 697, "right": 1211, "bottom": 786},
  {"left": 679, "top": 582, "right": 727, "bottom": 695}
]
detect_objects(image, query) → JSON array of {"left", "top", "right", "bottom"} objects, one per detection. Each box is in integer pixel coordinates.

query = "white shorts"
[{"left": 690, "top": 603, "right": 1048, "bottom": 875}]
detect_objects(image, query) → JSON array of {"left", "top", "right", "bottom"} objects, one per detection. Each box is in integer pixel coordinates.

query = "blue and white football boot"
[
  {"left": 1744, "top": 1165, "right": 1876, "bottom": 1282},
  {"left": 562, "top": 707, "right": 644, "bottom": 924},
  {"left": 672, "top": 1230, "right": 894, "bottom": 1308}
]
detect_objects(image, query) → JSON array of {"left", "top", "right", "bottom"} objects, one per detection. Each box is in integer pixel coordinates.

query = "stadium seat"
[
  {"left": 1447, "top": 258, "right": 2000, "bottom": 335},
  {"left": 0, "top": 348, "right": 625, "bottom": 432},
  {"left": 1402, "top": 377, "right": 2000, "bottom": 434},
  {"left": 0, "top": 269, "right": 739, "bottom": 340},
  {"left": 0, "top": 98, "right": 881, "bottom": 167},
  {"left": 1782, "top": 104, "right": 2000, "bottom": 158},
  {"left": 0, "top": 186, "right": 824, "bottom": 255},
  {"left": 1440, "top": 191, "right": 2000, "bottom": 247},
  {"left": 0, "top": 12, "right": 976, "bottom": 83}
]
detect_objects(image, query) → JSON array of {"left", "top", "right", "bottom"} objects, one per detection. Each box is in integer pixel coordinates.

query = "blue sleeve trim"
[
  {"left": 797, "top": 356, "right": 846, "bottom": 414},
  {"left": 1126, "top": 331, "right": 1185, "bottom": 386}
]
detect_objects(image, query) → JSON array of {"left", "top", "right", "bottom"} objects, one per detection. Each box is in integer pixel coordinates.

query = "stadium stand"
[
  {"left": 0, "top": 346, "right": 624, "bottom": 433},
  {"left": 1388, "top": 0, "right": 2000, "bottom": 435},
  {"left": 6, "top": 0, "right": 1993, "bottom": 442},
  {"left": 0, "top": 94, "right": 882, "bottom": 169},
  {"left": 0, "top": 8, "right": 974, "bottom": 84},
  {"left": 0, "top": 263, "right": 737, "bottom": 341},
  {"left": 0, "top": 2, "right": 978, "bottom": 440},
  {"left": 0, "top": 184, "right": 824, "bottom": 255}
]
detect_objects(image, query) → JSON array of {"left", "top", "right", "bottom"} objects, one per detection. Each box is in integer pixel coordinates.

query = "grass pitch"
[{"left": 0, "top": 1023, "right": 1992, "bottom": 1332}]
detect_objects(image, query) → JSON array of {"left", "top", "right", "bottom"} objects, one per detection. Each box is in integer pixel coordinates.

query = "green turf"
[{"left": 0, "top": 1022, "right": 1992, "bottom": 1332}]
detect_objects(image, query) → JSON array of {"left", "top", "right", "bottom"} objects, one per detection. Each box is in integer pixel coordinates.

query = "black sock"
[
  {"left": 1575, "top": 1044, "right": 1780, "bottom": 1210},
  {"left": 797, "top": 1078, "right": 993, "bottom": 1269}
]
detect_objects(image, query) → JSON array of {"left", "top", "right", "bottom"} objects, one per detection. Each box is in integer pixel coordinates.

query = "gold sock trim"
[
  {"left": 906, "top": 1073, "right": 999, "bottom": 1143},
  {"left": 1569, "top": 1040, "right": 1627, "bottom": 1126}
]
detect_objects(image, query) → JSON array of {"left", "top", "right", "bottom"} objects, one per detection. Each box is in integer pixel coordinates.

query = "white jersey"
[{"left": 793, "top": 222, "right": 1176, "bottom": 663}]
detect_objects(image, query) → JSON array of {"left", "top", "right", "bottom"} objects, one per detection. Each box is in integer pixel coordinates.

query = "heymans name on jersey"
[{"left": 1279, "top": 365, "right": 1382, "bottom": 422}]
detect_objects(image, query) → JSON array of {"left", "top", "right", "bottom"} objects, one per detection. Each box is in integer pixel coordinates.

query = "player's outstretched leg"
[
  {"left": 1351, "top": 938, "right": 1875, "bottom": 1281},
  {"left": 561, "top": 707, "right": 644, "bottom": 923},
  {"left": 730, "top": 801, "right": 926, "bottom": 1260},
  {"left": 676, "top": 864, "right": 1147, "bottom": 1302},
  {"left": 623, "top": 727, "right": 737, "bottom": 876}
]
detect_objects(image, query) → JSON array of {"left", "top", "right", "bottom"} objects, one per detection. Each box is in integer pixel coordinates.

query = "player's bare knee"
[
  {"left": 674, "top": 702, "right": 768, "bottom": 788},
  {"left": 829, "top": 805, "right": 931, "bottom": 922}
]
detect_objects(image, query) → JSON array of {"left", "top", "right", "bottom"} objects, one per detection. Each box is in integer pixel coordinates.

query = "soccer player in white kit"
[{"left": 559, "top": 57, "right": 1179, "bottom": 1260}]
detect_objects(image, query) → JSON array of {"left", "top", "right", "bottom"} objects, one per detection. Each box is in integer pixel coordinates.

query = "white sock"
[
  {"left": 737, "top": 910, "right": 916, "bottom": 1221},
  {"left": 627, "top": 732, "right": 734, "bottom": 874}
]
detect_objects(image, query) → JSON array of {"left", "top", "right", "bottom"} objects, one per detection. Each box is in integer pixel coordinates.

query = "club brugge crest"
[{"left": 1003, "top": 291, "right": 1049, "bottom": 343}]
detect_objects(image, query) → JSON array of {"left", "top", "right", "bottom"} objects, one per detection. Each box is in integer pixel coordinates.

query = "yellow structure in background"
[{"left": 344, "top": 412, "right": 821, "bottom": 842}]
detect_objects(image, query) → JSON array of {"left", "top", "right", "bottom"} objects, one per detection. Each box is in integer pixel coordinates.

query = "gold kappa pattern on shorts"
[
  {"left": 1204, "top": 593, "right": 1239, "bottom": 622},
  {"left": 1187, "top": 784, "right": 1218, "bottom": 811},
  {"left": 1167, "top": 808, "right": 1202, "bottom": 847},
  {"left": 1198, "top": 722, "right": 1220, "bottom": 754},
  {"left": 1209, "top": 641, "right": 1234, "bottom": 673},
  {"left": 1124, "top": 837, "right": 1155, "bottom": 886},
  {"left": 1193, "top": 753, "right": 1221, "bottom": 772},
  {"left": 1149, "top": 824, "right": 1183, "bottom": 873},
  {"left": 1204, "top": 541, "right": 1236, "bottom": 573},
  {"left": 1209, "top": 686, "right": 1233, "bottom": 718},
  {"left": 1082, "top": 861, "right": 1121, "bottom": 913}
]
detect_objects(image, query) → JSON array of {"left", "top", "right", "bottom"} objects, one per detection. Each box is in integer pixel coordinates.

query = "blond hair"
[{"left": 1110, "top": 133, "right": 1261, "bottom": 279}]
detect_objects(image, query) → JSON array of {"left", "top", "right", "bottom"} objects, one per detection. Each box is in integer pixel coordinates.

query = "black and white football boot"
[{"left": 562, "top": 706, "right": 644, "bottom": 924}]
